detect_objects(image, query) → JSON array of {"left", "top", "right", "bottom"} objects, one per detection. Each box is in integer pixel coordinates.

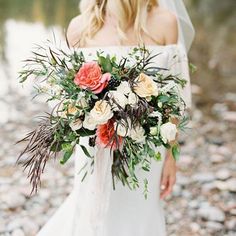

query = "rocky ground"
[{"left": 0, "top": 87, "right": 236, "bottom": 236}]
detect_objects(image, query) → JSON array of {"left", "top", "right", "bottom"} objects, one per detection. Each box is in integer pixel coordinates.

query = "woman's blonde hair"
[{"left": 77, "top": 0, "right": 159, "bottom": 47}]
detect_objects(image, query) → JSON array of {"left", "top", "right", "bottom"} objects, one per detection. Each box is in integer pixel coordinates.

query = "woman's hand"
[
  {"left": 160, "top": 116, "right": 179, "bottom": 199},
  {"left": 160, "top": 150, "right": 177, "bottom": 200}
]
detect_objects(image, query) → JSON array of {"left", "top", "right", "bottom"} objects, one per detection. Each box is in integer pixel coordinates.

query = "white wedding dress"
[{"left": 37, "top": 44, "right": 192, "bottom": 236}]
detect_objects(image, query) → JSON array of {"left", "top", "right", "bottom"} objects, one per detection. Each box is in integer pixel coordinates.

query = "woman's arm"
[
  {"left": 160, "top": 13, "right": 178, "bottom": 199},
  {"left": 66, "top": 15, "right": 82, "bottom": 48},
  {"left": 160, "top": 118, "right": 179, "bottom": 200}
]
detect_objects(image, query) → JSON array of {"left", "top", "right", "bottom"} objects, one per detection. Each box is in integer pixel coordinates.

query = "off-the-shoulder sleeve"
[{"left": 167, "top": 45, "right": 192, "bottom": 110}]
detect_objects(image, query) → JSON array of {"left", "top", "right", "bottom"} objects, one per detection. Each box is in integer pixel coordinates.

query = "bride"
[{"left": 37, "top": 0, "right": 194, "bottom": 235}]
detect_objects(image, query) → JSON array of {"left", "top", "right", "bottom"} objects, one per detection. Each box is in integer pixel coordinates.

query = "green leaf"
[
  {"left": 143, "top": 178, "right": 149, "bottom": 200},
  {"left": 81, "top": 171, "right": 88, "bottom": 182},
  {"left": 154, "top": 151, "right": 162, "bottom": 161},
  {"left": 77, "top": 128, "right": 96, "bottom": 137},
  {"left": 158, "top": 95, "right": 170, "bottom": 103},
  {"left": 147, "top": 148, "right": 155, "bottom": 157},
  {"left": 62, "top": 143, "right": 72, "bottom": 152},
  {"left": 60, "top": 143, "right": 74, "bottom": 164},
  {"left": 142, "top": 166, "right": 150, "bottom": 172},
  {"left": 80, "top": 145, "right": 93, "bottom": 158},
  {"left": 189, "top": 63, "right": 197, "bottom": 74},
  {"left": 98, "top": 55, "right": 112, "bottom": 72},
  {"left": 60, "top": 150, "right": 73, "bottom": 164},
  {"left": 172, "top": 144, "right": 180, "bottom": 161}
]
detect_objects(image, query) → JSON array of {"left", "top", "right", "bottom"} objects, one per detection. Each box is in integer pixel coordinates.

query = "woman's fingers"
[
  {"left": 160, "top": 175, "right": 176, "bottom": 199},
  {"left": 160, "top": 153, "right": 177, "bottom": 200},
  {"left": 160, "top": 173, "right": 168, "bottom": 199}
]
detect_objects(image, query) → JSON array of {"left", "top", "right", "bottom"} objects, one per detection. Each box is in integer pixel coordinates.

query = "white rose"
[
  {"left": 160, "top": 122, "right": 178, "bottom": 143},
  {"left": 90, "top": 100, "right": 113, "bottom": 125},
  {"left": 109, "top": 91, "right": 128, "bottom": 111},
  {"left": 133, "top": 73, "right": 159, "bottom": 98},
  {"left": 128, "top": 92, "right": 139, "bottom": 106},
  {"left": 130, "top": 125, "right": 146, "bottom": 143},
  {"left": 149, "top": 111, "right": 162, "bottom": 118},
  {"left": 83, "top": 114, "right": 97, "bottom": 130},
  {"left": 116, "top": 81, "right": 131, "bottom": 95},
  {"left": 150, "top": 126, "right": 158, "bottom": 136},
  {"left": 114, "top": 119, "right": 131, "bottom": 137},
  {"left": 69, "top": 119, "right": 83, "bottom": 131}
]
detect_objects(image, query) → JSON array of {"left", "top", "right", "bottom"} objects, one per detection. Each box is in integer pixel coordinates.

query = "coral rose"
[
  {"left": 74, "top": 61, "right": 111, "bottom": 94},
  {"left": 96, "top": 119, "right": 123, "bottom": 150}
]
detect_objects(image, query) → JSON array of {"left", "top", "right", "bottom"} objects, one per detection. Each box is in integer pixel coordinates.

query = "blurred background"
[{"left": 0, "top": 0, "right": 235, "bottom": 235}]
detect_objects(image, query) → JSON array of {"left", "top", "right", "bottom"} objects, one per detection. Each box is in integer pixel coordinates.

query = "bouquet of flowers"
[{"left": 17, "top": 43, "right": 189, "bottom": 194}]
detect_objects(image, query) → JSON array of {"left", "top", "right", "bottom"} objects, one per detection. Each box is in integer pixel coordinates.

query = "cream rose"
[
  {"left": 160, "top": 122, "right": 178, "bottom": 143},
  {"left": 133, "top": 73, "right": 159, "bottom": 98},
  {"left": 69, "top": 119, "right": 83, "bottom": 131},
  {"left": 83, "top": 114, "right": 97, "bottom": 130},
  {"left": 57, "top": 102, "right": 77, "bottom": 118},
  {"left": 130, "top": 125, "right": 146, "bottom": 143},
  {"left": 89, "top": 100, "right": 113, "bottom": 125}
]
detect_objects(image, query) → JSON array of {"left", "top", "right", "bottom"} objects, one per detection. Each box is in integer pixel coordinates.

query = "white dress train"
[{"left": 37, "top": 44, "right": 192, "bottom": 236}]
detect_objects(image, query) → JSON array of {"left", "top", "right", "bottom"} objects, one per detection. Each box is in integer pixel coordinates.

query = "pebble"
[
  {"left": 188, "top": 200, "right": 199, "bottom": 209},
  {"left": 11, "top": 229, "right": 25, "bottom": 236},
  {"left": 0, "top": 177, "right": 12, "bottom": 185},
  {"left": 190, "top": 222, "right": 201, "bottom": 232},
  {"left": 22, "top": 220, "right": 39, "bottom": 235},
  {"left": 2, "top": 192, "right": 26, "bottom": 209},
  {"left": 230, "top": 209, "right": 236, "bottom": 216},
  {"left": 214, "top": 181, "right": 229, "bottom": 191},
  {"left": 226, "top": 232, "right": 236, "bottom": 236},
  {"left": 192, "top": 173, "right": 216, "bottom": 183},
  {"left": 198, "top": 206, "right": 225, "bottom": 222},
  {"left": 206, "top": 221, "right": 224, "bottom": 232},
  {"left": 202, "top": 182, "right": 216, "bottom": 193},
  {"left": 176, "top": 175, "right": 191, "bottom": 186},
  {"left": 217, "top": 146, "right": 232, "bottom": 156},
  {"left": 225, "top": 92, "right": 236, "bottom": 102},
  {"left": 223, "top": 111, "right": 236, "bottom": 122},
  {"left": 212, "top": 103, "right": 228, "bottom": 114},
  {"left": 226, "top": 220, "right": 236, "bottom": 231},
  {"left": 210, "top": 154, "right": 225, "bottom": 163},
  {"left": 6, "top": 220, "right": 22, "bottom": 232},
  {"left": 172, "top": 184, "right": 182, "bottom": 197},
  {"left": 178, "top": 155, "right": 194, "bottom": 167},
  {"left": 191, "top": 84, "right": 202, "bottom": 95},
  {"left": 226, "top": 178, "right": 236, "bottom": 192},
  {"left": 216, "top": 169, "right": 231, "bottom": 180}
]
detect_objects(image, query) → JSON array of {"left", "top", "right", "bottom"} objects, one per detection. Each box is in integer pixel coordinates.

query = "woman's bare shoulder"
[
  {"left": 150, "top": 7, "right": 178, "bottom": 44},
  {"left": 154, "top": 7, "right": 177, "bottom": 22},
  {"left": 66, "top": 15, "right": 82, "bottom": 47}
]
